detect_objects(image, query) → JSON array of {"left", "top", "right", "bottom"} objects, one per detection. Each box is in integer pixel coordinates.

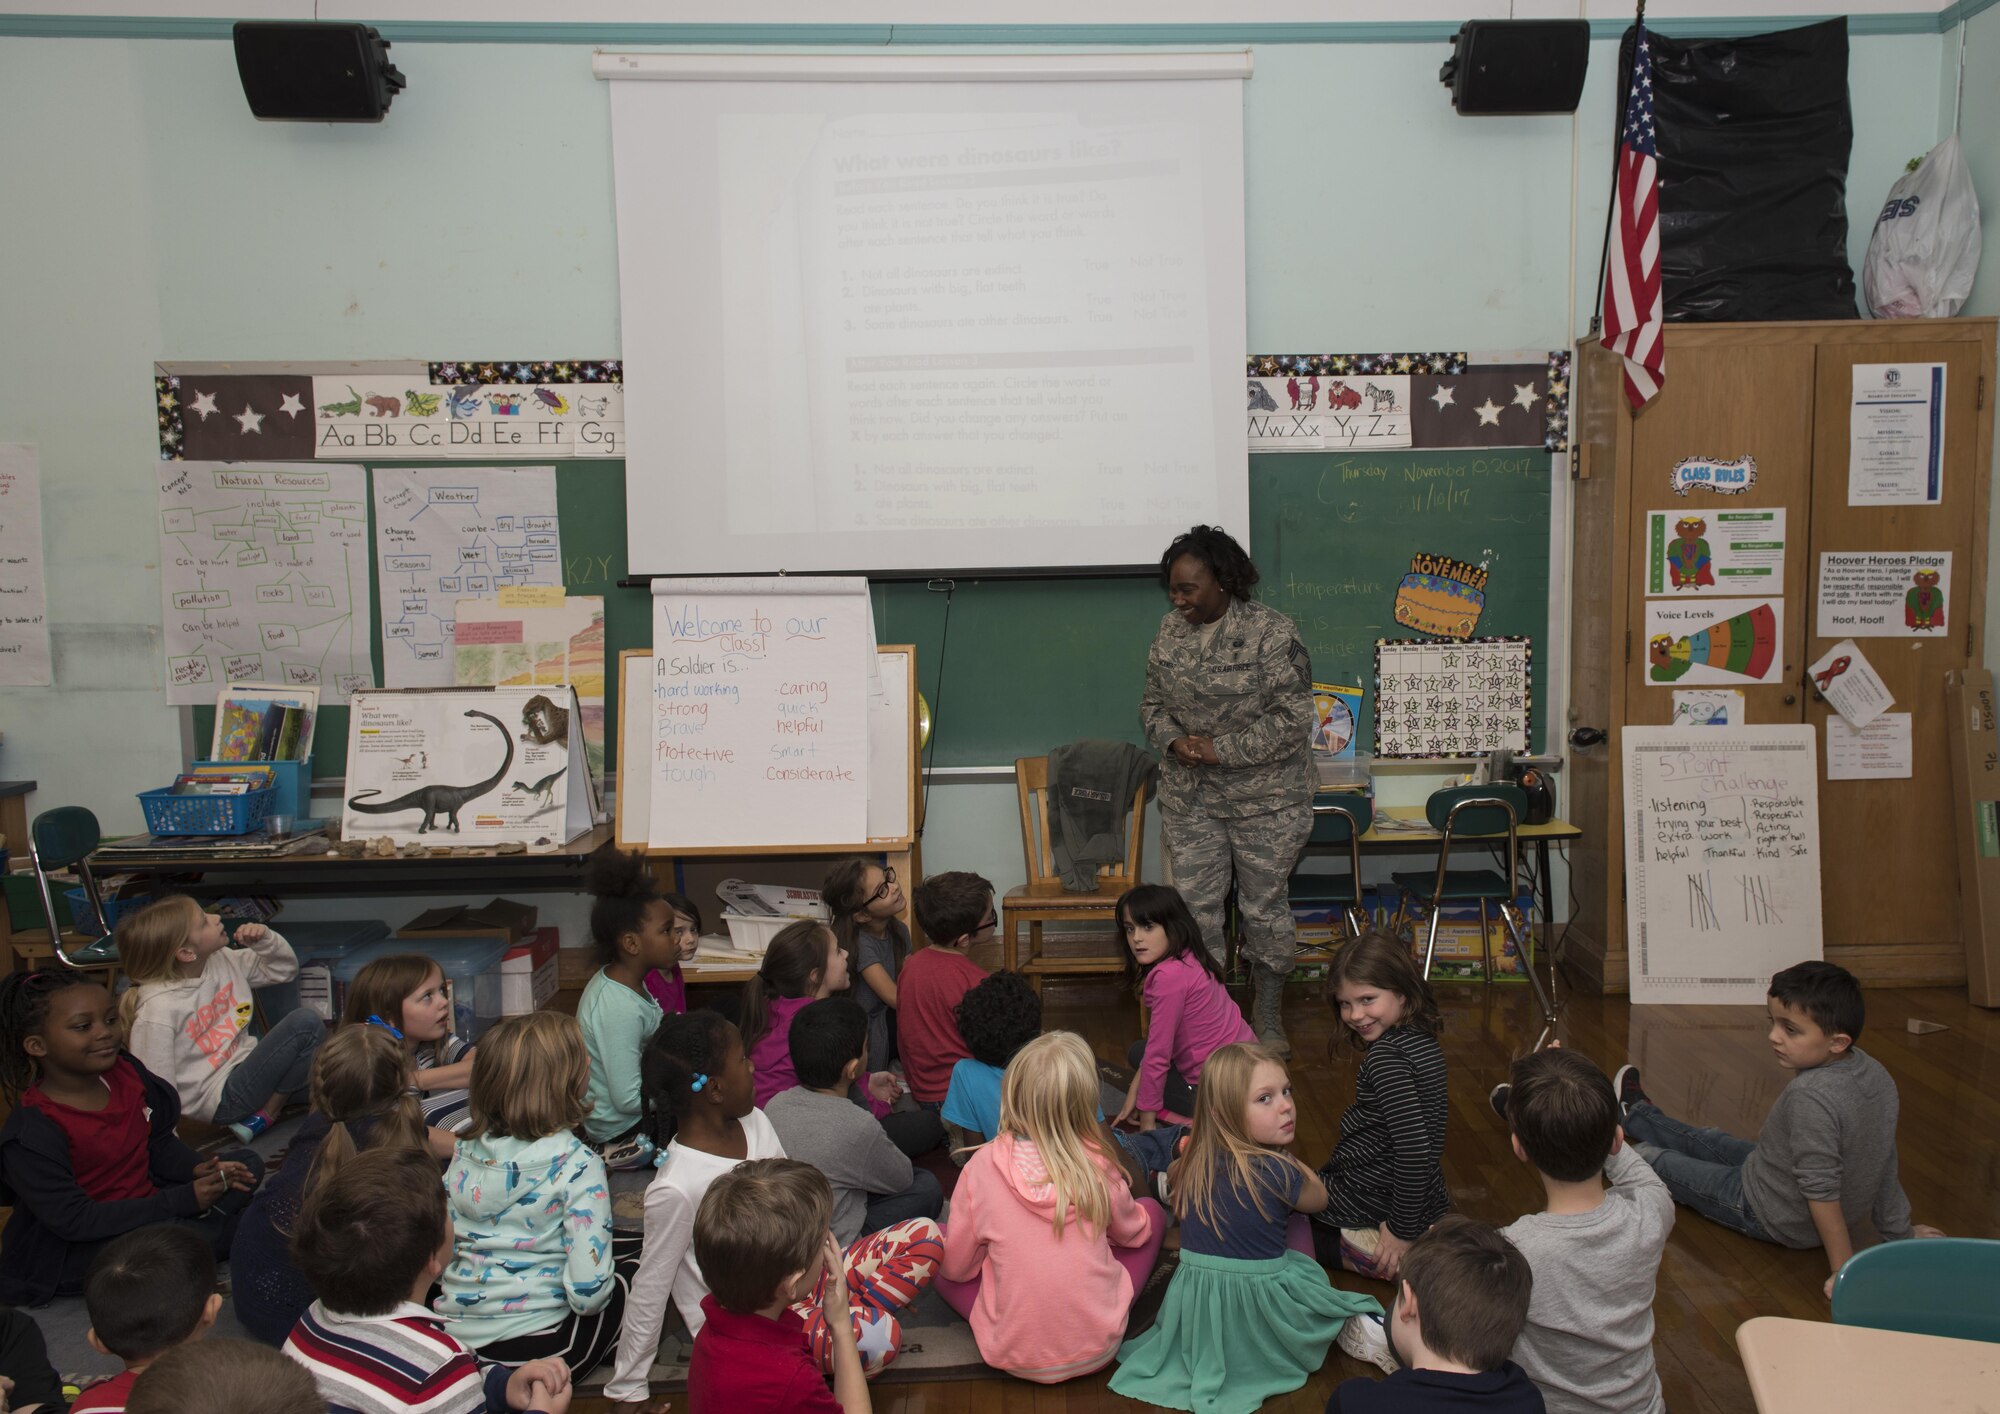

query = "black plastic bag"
[{"left": 1619, "top": 17, "right": 1857, "bottom": 322}]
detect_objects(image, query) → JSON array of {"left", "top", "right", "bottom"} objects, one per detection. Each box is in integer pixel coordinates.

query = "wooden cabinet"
[{"left": 1567, "top": 319, "right": 1996, "bottom": 992}]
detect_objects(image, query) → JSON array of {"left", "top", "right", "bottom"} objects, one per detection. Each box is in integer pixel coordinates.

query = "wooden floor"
[{"left": 576, "top": 972, "right": 2000, "bottom": 1413}]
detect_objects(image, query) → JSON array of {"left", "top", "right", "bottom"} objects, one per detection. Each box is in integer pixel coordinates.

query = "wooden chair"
[{"left": 1000, "top": 755, "right": 1146, "bottom": 994}]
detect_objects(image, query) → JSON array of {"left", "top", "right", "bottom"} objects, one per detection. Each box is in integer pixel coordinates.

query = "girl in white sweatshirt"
[{"left": 119, "top": 897, "right": 324, "bottom": 1141}]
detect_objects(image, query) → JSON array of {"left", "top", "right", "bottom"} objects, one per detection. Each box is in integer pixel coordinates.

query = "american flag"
[{"left": 1602, "top": 22, "right": 1664, "bottom": 410}]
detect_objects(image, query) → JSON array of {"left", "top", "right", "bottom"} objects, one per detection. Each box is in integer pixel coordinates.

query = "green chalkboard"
[
  {"left": 191, "top": 447, "right": 1552, "bottom": 779},
  {"left": 881, "top": 447, "right": 1554, "bottom": 765}
]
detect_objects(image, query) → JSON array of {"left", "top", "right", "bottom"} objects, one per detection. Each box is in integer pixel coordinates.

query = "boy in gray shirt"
[
  {"left": 764, "top": 997, "right": 942, "bottom": 1246},
  {"left": 1491, "top": 1047, "right": 1672, "bottom": 1414},
  {"left": 1614, "top": 960, "right": 1940, "bottom": 1298}
]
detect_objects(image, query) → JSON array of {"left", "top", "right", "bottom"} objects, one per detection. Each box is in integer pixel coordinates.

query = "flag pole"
[{"left": 1588, "top": 0, "right": 1647, "bottom": 338}]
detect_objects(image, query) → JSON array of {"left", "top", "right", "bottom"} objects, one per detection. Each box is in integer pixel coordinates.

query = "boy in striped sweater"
[{"left": 283, "top": 1146, "right": 572, "bottom": 1414}]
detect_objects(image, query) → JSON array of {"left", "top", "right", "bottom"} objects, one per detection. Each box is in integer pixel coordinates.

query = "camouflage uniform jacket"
[{"left": 1140, "top": 596, "right": 1315, "bottom": 821}]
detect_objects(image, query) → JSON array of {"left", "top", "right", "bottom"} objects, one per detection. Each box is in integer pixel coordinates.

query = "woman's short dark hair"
[{"left": 1160, "top": 525, "right": 1259, "bottom": 601}]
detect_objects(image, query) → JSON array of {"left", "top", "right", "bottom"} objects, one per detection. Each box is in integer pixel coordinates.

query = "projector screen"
[{"left": 600, "top": 52, "right": 1252, "bottom": 577}]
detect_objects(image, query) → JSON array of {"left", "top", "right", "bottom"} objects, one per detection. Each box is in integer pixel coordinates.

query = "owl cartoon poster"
[{"left": 1643, "top": 508, "right": 1786, "bottom": 598}]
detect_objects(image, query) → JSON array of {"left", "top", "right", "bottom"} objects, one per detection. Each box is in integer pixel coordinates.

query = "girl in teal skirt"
[{"left": 1111, "top": 1042, "right": 1381, "bottom": 1414}]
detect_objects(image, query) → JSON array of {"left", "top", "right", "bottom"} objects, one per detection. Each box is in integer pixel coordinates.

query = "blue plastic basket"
[
  {"left": 137, "top": 785, "right": 274, "bottom": 837},
  {"left": 63, "top": 888, "right": 154, "bottom": 936}
]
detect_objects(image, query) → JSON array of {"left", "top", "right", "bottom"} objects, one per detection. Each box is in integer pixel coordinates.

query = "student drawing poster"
[
  {"left": 1642, "top": 599, "right": 1783, "bottom": 688},
  {"left": 1848, "top": 363, "right": 1945, "bottom": 505},
  {"left": 1670, "top": 689, "right": 1743, "bottom": 727},
  {"left": 1643, "top": 508, "right": 1785, "bottom": 598},
  {"left": 1816, "top": 551, "right": 1951, "bottom": 639},
  {"left": 452, "top": 594, "right": 607, "bottom": 777},
  {"left": 0, "top": 445, "right": 52, "bottom": 686}
]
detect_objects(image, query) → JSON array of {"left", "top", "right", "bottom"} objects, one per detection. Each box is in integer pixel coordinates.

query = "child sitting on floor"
[
  {"left": 284, "top": 1146, "right": 572, "bottom": 1414},
  {"left": 1326, "top": 1216, "right": 1545, "bottom": 1414},
  {"left": 822, "top": 857, "right": 910, "bottom": 1074},
  {"left": 437, "top": 1012, "right": 635, "bottom": 1375},
  {"left": 766, "top": 998, "right": 943, "bottom": 1244},
  {"left": 935, "top": 1031, "right": 1166, "bottom": 1385},
  {"left": 129, "top": 1338, "right": 324, "bottom": 1414},
  {"left": 118, "top": 898, "right": 323, "bottom": 1142},
  {"left": 1311, "top": 931, "right": 1450, "bottom": 1287},
  {"left": 1113, "top": 884, "right": 1253, "bottom": 1131},
  {"left": 899, "top": 871, "right": 995, "bottom": 1108},
  {"left": 1615, "top": 959, "right": 1942, "bottom": 1298},
  {"left": 231, "top": 1024, "right": 431, "bottom": 1346},
  {"left": 338, "top": 952, "right": 475, "bottom": 1155},
  {"left": 72, "top": 1225, "right": 223, "bottom": 1414},
  {"left": 1491, "top": 1046, "right": 1673, "bottom": 1414},
  {"left": 687, "top": 1159, "right": 873, "bottom": 1414},
  {"left": 0, "top": 968, "right": 261, "bottom": 1306},
  {"left": 1113, "top": 1043, "right": 1379, "bottom": 1414},
  {"left": 576, "top": 844, "right": 679, "bottom": 1167}
]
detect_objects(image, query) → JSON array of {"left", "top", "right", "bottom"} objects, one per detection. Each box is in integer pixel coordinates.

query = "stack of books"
[{"left": 168, "top": 764, "right": 277, "bottom": 797}]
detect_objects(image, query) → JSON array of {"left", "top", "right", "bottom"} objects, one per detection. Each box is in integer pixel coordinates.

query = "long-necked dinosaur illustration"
[{"left": 347, "top": 709, "right": 514, "bottom": 833}]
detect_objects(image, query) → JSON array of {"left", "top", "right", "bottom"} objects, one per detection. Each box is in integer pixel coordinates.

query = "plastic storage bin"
[
  {"left": 62, "top": 889, "right": 154, "bottom": 937},
  {"left": 333, "top": 937, "right": 512, "bottom": 1040},
  {"left": 286, "top": 920, "right": 395, "bottom": 1020},
  {"left": 137, "top": 785, "right": 274, "bottom": 837}
]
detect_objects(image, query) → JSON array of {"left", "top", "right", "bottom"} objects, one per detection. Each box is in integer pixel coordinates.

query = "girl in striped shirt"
[{"left": 1311, "top": 931, "right": 1449, "bottom": 1284}]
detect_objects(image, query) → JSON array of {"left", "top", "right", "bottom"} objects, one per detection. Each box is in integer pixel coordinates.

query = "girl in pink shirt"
[
  {"left": 1113, "top": 885, "right": 1254, "bottom": 1131},
  {"left": 935, "top": 1031, "right": 1166, "bottom": 1383},
  {"left": 740, "top": 921, "right": 899, "bottom": 1114}
]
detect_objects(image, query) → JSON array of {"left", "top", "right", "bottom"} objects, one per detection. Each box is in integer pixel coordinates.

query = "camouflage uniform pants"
[{"left": 1162, "top": 803, "right": 1313, "bottom": 975}]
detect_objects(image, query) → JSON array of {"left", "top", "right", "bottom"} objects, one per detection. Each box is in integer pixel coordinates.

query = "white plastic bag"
[{"left": 1864, "top": 133, "right": 1982, "bottom": 319}]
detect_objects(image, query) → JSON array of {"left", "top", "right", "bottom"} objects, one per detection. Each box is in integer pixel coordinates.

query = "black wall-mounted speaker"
[
  {"left": 1440, "top": 20, "right": 1590, "bottom": 115},
  {"left": 233, "top": 21, "right": 406, "bottom": 123}
]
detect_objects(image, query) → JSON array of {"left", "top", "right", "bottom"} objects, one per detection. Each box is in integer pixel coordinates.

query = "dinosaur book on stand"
[{"left": 340, "top": 684, "right": 599, "bottom": 848}]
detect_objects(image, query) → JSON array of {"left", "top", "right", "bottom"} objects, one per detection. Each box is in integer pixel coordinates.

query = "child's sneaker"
[
  {"left": 227, "top": 1111, "right": 271, "bottom": 1143},
  {"left": 600, "top": 1134, "right": 657, "bottom": 1171},
  {"left": 1336, "top": 1311, "right": 1398, "bottom": 1374},
  {"left": 1488, "top": 1082, "right": 1511, "bottom": 1123},
  {"left": 1612, "top": 1064, "right": 1649, "bottom": 1116}
]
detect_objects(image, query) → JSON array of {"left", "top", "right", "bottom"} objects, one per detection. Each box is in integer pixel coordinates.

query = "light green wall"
[{"left": 0, "top": 27, "right": 1961, "bottom": 908}]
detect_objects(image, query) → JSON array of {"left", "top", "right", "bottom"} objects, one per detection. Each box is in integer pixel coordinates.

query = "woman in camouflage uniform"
[{"left": 1140, "top": 526, "right": 1315, "bottom": 1054}]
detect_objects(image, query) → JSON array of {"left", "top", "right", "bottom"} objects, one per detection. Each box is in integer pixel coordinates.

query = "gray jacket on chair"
[{"left": 1047, "top": 739, "right": 1157, "bottom": 892}]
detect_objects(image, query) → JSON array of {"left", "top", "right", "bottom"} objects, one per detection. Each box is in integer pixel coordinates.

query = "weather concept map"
[{"left": 372, "top": 467, "right": 563, "bottom": 688}]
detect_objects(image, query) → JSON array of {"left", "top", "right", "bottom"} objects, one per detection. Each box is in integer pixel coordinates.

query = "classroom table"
[
  {"left": 84, "top": 824, "right": 614, "bottom": 898},
  {"left": 1735, "top": 1315, "right": 2000, "bottom": 1413},
  {"left": 1349, "top": 806, "right": 1582, "bottom": 972}
]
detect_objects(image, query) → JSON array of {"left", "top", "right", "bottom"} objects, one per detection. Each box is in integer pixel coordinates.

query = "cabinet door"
[
  {"left": 1807, "top": 336, "right": 1991, "bottom": 971},
  {"left": 1624, "top": 337, "right": 1817, "bottom": 725}
]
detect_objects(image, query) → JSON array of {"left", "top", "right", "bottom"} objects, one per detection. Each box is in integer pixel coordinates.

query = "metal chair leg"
[
  {"left": 1502, "top": 901, "right": 1559, "bottom": 1050},
  {"left": 1421, "top": 902, "right": 1444, "bottom": 984},
  {"left": 1477, "top": 898, "right": 1494, "bottom": 984}
]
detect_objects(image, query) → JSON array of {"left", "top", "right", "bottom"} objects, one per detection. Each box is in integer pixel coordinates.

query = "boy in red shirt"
[
  {"left": 898, "top": 872, "right": 995, "bottom": 1105},
  {"left": 73, "top": 1225, "right": 223, "bottom": 1414},
  {"left": 687, "top": 1159, "right": 870, "bottom": 1414}
]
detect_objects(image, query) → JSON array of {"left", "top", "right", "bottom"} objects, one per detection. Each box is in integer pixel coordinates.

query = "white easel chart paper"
[
  {"left": 1806, "top": 639, "right": 1894, "bottom": 730},
  {"left": 1826, "top": 712, "right": 1913, "bottom": 781},
  {"left": 0, "top": 446, "right": 52, "bottom": 686},
  {"left": 1622, "top": 725, "right": 1824, "bottom": 1006},
  {"left": 373, "top": 467, "right": 561, "bottom": 687},
  {"left": 648, "top": 578, "right": 874, "bottom": 849},
  {"left": 1373, "top": 637, "right": 1531, "bottom": 758},
  {"left": 1816, "top": 551, "right": 1951, "bottom": 639},
  {"left": 1643, "top": 508, "right": 1785, "bottom": 597},
  {"left": 1848, "top": 363, "right": 1945, "bottom": 505},
  {"left": 156, "top": 462, "right": 373, "bottom": 704}
]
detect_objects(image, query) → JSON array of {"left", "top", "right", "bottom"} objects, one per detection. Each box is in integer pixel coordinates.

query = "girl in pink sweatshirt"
[
  {"left": 1113, "top": 884, "right": 1254, "bottom": 1130},
  {"left": 935, "top": 1030, "right": 1166, "bottom": 1383}
]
